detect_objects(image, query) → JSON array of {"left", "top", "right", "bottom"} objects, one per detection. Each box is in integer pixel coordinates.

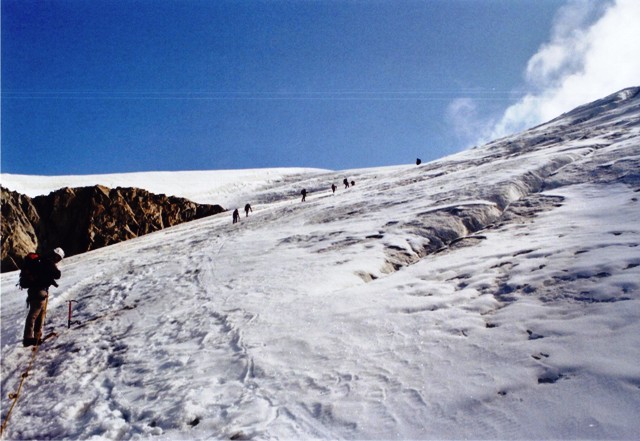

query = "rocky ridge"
[{"left": 1, "top": 185, "right": 225, "bottom": 272}]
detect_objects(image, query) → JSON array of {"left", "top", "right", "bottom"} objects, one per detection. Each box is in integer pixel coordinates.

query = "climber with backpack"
[{"left": 20, "top": 248, "right": 64, "bottom": 347}]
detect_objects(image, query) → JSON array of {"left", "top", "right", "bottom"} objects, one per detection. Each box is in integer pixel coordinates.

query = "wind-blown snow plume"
[
  {"left": 449, "top": 0, "right": 640, "bottom": 146},
  {"left": 493, "top": 0, "right": 640, "bottom": 137},
  {"left": 491, "top": 0, "right": 640, "bottom": 139}
]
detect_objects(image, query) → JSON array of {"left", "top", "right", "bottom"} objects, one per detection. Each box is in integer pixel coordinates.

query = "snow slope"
[
  {"left": 1, "top": 88, "right": 639, "bottom": 440},
  {"left": 0, "top": 168, "right": 328, "bottom": 208}
]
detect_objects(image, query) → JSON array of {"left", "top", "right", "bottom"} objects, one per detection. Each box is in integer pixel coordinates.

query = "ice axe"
[{"left": 67, "top": 300, "right": 79, "bottom": 328}]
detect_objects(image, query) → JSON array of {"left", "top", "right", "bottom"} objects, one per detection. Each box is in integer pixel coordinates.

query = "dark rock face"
[
  {"left": 1, "top": 188, "right": 41, "bottom": 271},
  {"left": 1, "top": 185, "right": 225, "bottom": 272}
]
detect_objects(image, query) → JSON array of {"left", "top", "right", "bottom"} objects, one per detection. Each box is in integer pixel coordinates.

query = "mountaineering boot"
[{"left": 22, "top": 338, "right": 37, "bottom": 347}]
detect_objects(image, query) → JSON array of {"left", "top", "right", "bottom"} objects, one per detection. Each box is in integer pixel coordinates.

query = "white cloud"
[
  {"left": 446, "top": 97, "right": 494, "bottom": 145},
  {"left": 489, "top": 0, "right": 640, "bottom": 140},
  {"left": 525, "top": 1, "right": 595, "bottom": 86},
  {"left": 448, "top": 0, "right": 640, "bottom": 146}
]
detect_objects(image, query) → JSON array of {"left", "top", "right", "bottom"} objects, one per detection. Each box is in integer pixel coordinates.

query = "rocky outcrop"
[
  {"left": 1, "top": 188, "right": 41, "bottom": 271},
  {"left": 1, "top": 185, "right": 225, "bottom": 272}
]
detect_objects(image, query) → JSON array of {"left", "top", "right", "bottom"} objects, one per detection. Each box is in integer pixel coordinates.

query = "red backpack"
[{"left": 18, "top": 253, "right": 41, "bottom": 289}]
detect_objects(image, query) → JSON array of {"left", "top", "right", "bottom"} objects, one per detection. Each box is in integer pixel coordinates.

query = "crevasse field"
[{"left": 1, "top": 89, "right": 640, "bottom": 440}]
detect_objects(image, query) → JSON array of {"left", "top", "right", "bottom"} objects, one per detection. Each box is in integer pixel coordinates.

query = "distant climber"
[
  {"left": 22, "top": 248, "right": 64, "bottom": 347},
  {"left": 416, "top": 158, "right": 422, "bottom": 165},
  {"left": 331, "top": 183, "right": 337, "bottom": 194},
  {"left": 301, "top": 189, "right": 307, "bottom": 202},
  {"left": 232, "top": 209, "right": 240, "bottom": 224},
  {"left": 343, "top": 178, "right": 350, "bottom": 189},
  {"left": 244, "top": 203, "right": 252, "bottom": 217},
  {"left": 351, "top": 180, "right": 355, "bottom": 187}
]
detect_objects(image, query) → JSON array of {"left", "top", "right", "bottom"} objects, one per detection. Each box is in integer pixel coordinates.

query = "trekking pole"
[{"left": 67, "top": 300, "right": 78, "bottom": 328}]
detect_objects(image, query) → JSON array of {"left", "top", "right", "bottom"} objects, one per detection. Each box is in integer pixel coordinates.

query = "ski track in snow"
[{"left": 2, "top": 89, "right": 640, "bottom": 439}]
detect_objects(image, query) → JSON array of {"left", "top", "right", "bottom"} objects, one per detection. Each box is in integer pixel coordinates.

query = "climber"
[{"left": 22, "top": 248, "right": 64, "bottom": 347}]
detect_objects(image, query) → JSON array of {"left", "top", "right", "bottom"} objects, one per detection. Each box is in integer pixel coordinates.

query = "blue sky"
[{"left": 2, "top": 0, "right": 638, "bottom": 176}]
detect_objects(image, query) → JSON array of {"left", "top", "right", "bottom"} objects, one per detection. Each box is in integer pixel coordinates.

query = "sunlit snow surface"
[{"left": 2, "top": 90, "right": 639, "bottom": 439}]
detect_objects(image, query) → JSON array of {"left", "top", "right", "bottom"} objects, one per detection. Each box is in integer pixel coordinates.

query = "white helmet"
[{"left": 53, "top": 247, "right": 65, "bottom": 260}]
